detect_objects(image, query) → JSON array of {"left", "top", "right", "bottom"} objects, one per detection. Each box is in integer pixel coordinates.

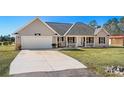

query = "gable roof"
[
  {"left": 46, "top": 22, "right": 73, "bottom": 35},
  {"left": 65, "top": 22, "right": 95, "bottom": 36},
  {"left": 14, "top": 17, "right": 110, "bottom": 36},
  {"left": 94, "top": 28, "right": 110, "bottom": 35},
  {"left": 14, "top": 17, "right": 60, "bottom": 36}
]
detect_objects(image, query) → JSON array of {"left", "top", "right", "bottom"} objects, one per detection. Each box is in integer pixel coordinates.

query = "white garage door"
[{"left": 21, "top": 36, "right": 52, "bottom": 49}]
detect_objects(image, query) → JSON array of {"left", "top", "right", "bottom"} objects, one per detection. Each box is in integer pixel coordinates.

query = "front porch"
[{"left": 66, "top": 36, "right": 94, "bottom": 47}]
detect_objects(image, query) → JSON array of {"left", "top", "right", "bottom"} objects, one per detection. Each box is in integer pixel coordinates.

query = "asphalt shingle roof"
[
  {"left": 66, "top": 22, "right": 95, "bottom": 35},
  {"left": 46, "top": 22, "right": 73, "bottom": 35}
]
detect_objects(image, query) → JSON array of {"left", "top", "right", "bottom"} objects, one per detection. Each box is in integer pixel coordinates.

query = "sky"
[{"left": 0, "top": 16, "right": 122, "bottom": 35}]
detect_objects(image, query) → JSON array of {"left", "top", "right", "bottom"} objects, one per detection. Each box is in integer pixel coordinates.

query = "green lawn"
[
  {"left": 1, "top": 45, "right": 124, "bottom": 77},
  {"left": 60, "top": 48, "right": 124, "bottom": 76},
  {"left": 0, "top": 45, "right": 19, "bottom": 76}
]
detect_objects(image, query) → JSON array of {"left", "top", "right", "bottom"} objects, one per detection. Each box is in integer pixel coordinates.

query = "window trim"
[{"left": 99, "top": 37, "right": 105, "bottom": 44}]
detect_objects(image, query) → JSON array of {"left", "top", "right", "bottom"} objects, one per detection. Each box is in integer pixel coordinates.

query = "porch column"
[
  {"left": 55, "top": 36, "right": 58, "bottom": 48},
  {"left": 76, "top": 36, "right": 79, "bottom": 47},
  {"left": 93, "top": 36, "right": 95, "bottom": 47},
  {"left": 65, "top": 36, "right": 68, "bottom": 47},
  {"left": 85, "top": 36, "right": 87, "bottom": 47}
]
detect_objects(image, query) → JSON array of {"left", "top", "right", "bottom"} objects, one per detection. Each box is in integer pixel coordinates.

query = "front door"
[
  {"left": 57, "top": 37, "right": 65, "bottom": 47},
  {"left": 80, "top": 37, "right": 85, "bottom": 47}
]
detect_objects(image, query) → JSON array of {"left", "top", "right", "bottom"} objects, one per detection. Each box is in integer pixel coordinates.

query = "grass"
[
  {"left": 1, "top": 45, "right": 123, "bottom": 77},
  {"left": 60, "top": 48, "right": 124, "bottom": 76},
  {"left": 0, "top": 45, "right": 19, "bottom": 76}
]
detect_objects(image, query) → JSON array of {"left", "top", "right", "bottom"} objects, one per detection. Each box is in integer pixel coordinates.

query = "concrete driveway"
[{"left": 10, "top": 50, "right": 87, "bottom": 76}]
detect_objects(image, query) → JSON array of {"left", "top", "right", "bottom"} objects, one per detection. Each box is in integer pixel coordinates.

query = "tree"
[
  {"left": 107, "top": 19, "right": 112, "bottom": 24},
  {"left": 97, "top": 25, "right": 101, "bottom": 28},
  {"left": 88, "top": 20, "right": 98, "bottom": 28},
  {"left": 111, "top": 18, "right": 119, "bottom": 25},
  {"left": 120, "top": 17, "right": 124, "bottom": 23},
  {"left": 0, "top": 34, "right": 15, "bottom": 42},
  {"left": 111, "top": 18, "right": 120, "bottom": 33},
  {"left": 118, "top": 17, "right": 124, "bottom": 32},
  {"left": 103, "top": 21, "right": 111, "bottom": 33},
  {"left": 0, "top": 35, "right": 2, "bottom": 41},
  {"left": 11, "top": 36, "right": 15, "bottom": 42},
  {"left": 103, "top": 18, "right": 122, "bottom": 34}
]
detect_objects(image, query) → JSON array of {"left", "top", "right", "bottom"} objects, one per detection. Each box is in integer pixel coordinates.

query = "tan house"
[
  {"left": 109, "top": 35, "right": 124, "bottom": 46},
  {"left": 14, "top": 17, "right": 110, "bottom": 50}
]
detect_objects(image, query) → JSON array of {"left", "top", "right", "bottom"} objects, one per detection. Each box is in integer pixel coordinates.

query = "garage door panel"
[{"left": 21, "top": 36, "right": 52, "bottom": 49}]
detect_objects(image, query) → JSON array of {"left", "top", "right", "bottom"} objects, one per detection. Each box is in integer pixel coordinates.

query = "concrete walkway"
[{"left": 10, "top": 50, "right": 86, "bottom": 75}]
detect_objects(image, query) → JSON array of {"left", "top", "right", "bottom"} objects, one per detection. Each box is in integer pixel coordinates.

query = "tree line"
[
  {"left": 0, "top": 35, "right": 15, "bottom": 45},
  {"left": 88, "top": 16, "right": 124, "bottom": 35}
]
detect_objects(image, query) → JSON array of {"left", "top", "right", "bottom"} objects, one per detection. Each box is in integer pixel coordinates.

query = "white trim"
[
  {"left": 63, "top": 23, "right": 75, "bottom": 36},
  {"left": 14, "top": 17, "right": 60, "bottom": 36},
  {"left": 76, "top": 36, "right": 79, "bottom": 47},
  {"left": 85, "top": 36, "right": 86, "bottom": 47},
  {"left": 93, "top": 36, "right": 95, "bottom": 47}
]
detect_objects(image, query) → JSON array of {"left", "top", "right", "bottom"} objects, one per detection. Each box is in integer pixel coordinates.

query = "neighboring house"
[
  {"left": 109, "top": 34, "right": 124, "bottom": 46},
  {"left": 14, "top": 17, "right": 110, "bottom": 50}
]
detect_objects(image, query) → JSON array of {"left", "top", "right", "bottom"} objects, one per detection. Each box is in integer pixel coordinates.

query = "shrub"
[
  {"left": 3, "top": 41, "right": 9, "bottom": 45},
  {"left": 8, "top": 41, "right": 13, "bottom": 45},
  {"left": 0, "top": 42, "right": 2, "bottom": 46},
  {"left": 52, "top": 43, "right": 56, "bottom": 48},
  {"left": 18, "top": 45, "right": 21, "bottom": 50}
]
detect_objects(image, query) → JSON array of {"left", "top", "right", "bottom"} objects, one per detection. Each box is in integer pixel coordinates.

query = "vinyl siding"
[
  {"left": 15, "top": 18, "right": 57, "bottom": 49},
  {"left": 94, "top": 29, "right": 109, "bottom": 47}
]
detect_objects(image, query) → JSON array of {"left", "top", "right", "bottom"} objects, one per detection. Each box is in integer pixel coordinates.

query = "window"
[
  {"left": 99, "top": 37, "right": 105, "bottom": 44},
  {"left": 68, "top": 37, "right": 75, "bottom": 43},
  {"left": 34, "top": 33, "right": 41, "bottom": 36},
  {"left": 86, "top": 37, "right": 94, "bottom": 43}
]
